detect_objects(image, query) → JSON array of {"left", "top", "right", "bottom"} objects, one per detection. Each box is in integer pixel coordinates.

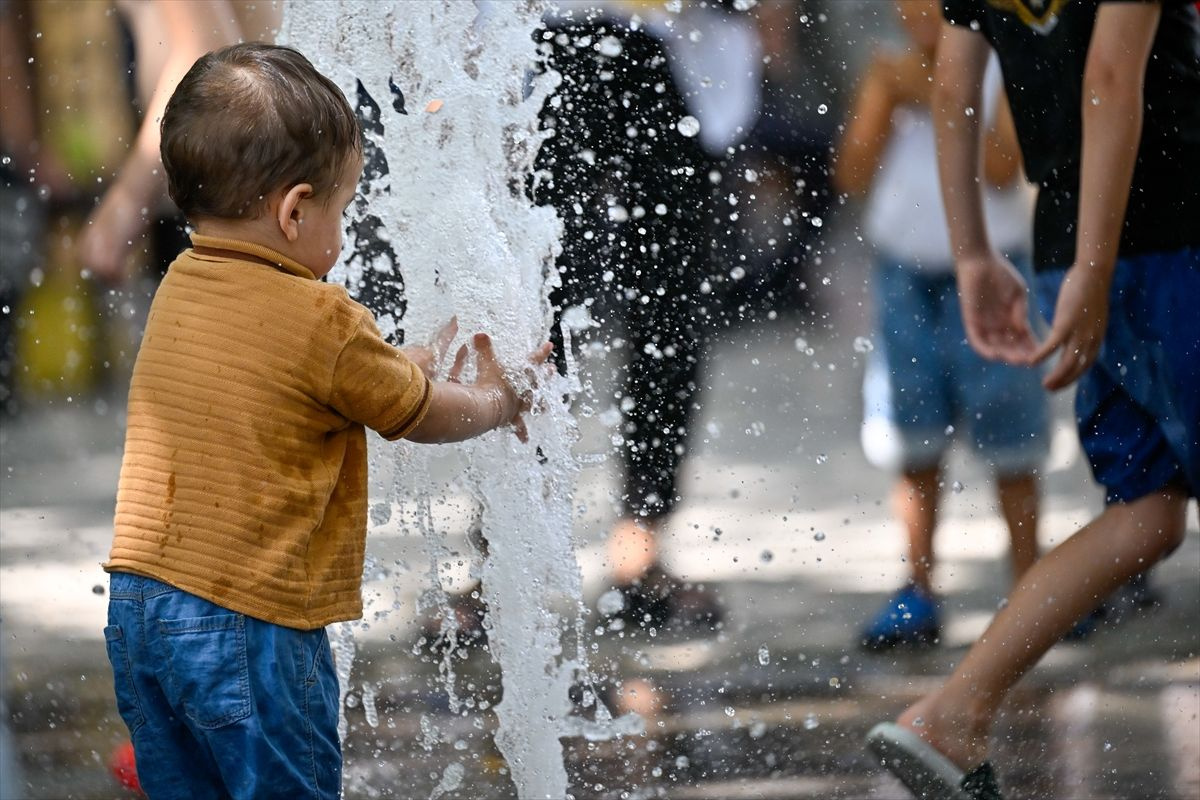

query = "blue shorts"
[
  {"left": 1035, "top": 248, "right": 1200, "bottom": 503},
  {"left": 863, "top": 256, "right": 1049, "bottom": 474},
  {"left": 104, "top": 572, "right": 341, "bottom": 800}
]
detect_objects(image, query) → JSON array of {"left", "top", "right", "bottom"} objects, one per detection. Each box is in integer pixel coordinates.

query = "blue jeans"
[
  {"left": 1035, "top": 247, "right": 1200, "bottom": 503},
  {"left": 865, "top": 256, "right": 1049, "bottom": 474},
  {"left": 104, "top": 572, "right": 341, "bottom": 799}
]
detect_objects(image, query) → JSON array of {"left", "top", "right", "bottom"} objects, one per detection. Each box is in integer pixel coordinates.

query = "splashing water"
[{"left": 284, "top": 2, "right": 620, "bottom": 797}]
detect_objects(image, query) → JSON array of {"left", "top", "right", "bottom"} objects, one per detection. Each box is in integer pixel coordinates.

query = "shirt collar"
[{"left": 188, "top": 233, "right": 317, "bottom": 280}]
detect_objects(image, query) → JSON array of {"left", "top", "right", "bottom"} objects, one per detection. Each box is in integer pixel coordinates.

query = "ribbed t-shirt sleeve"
[
  {"left": 942, "top": 0, "right": 979, "bottom": 27},
  {"left": 330, "top": 311, "right": 433, "bottom": 441}
]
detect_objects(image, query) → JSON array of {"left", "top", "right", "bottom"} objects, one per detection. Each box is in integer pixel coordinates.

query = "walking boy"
[
  {"left": 103, "top": 43, "right": 549, "bottom": 799},
  {"left": 834, "top": 0, "right": 1047, "bottom": 650},
  {"left": 868, "top": 1, "right": 1199, "bottom": 798}
]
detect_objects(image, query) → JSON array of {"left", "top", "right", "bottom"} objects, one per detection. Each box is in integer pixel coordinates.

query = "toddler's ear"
[{"left": 276, "top": 183, "right": 314, "bottom": 242}]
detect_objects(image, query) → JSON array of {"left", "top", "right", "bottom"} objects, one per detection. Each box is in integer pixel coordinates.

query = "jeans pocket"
[
  {"left": 159, "top": 614, "right": 252, "bottom": 729},
  {"left": 103, "top": 624, "right": 146, "bottom": 734}
]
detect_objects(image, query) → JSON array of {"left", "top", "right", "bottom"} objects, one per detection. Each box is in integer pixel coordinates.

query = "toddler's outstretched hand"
[{"left": 468, "top": 334, "right": 553, "bottom": 443}]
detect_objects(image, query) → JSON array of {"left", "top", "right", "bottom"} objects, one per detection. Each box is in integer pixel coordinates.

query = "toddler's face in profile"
[{"left": 295, "top": 156, "right": 363, "bottom": 279}]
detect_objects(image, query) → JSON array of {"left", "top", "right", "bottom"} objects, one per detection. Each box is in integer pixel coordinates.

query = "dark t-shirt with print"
[{"left": 942, "top": 0, "right": 1200, "bottom": 270}]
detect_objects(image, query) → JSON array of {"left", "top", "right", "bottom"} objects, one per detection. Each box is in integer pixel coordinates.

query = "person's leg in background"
[
  {"left": 860, "top": 261, "right": 952, "bottom": 648},
  {"left": 995, "top": 473, "right": 1039, "bottom": 580},
  {"left": 894, "top": 485, "right": 1188, "bottom": 770}
]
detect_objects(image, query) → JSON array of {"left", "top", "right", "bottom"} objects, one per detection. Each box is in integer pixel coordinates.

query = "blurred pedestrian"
[
  {"left": 79, "top": 0, "right": 280, "bottom": 285},
  {"left": 868, "top": 1, "right": 1199, "bottom": 797},
  {"left": 536, "top": 0, "right": 760, "bottom": 633},
  {"left": 834, "top": 0, "right": 1046, "bottom": 650}
]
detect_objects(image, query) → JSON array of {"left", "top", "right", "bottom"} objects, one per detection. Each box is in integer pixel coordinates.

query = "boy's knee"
[{"left": 1137, "top": 485, "right": 1189, "bottom": 556}]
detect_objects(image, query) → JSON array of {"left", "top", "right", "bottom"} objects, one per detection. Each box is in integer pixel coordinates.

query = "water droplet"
[
  {"left": 1103, "top": 741, "right": 1114, "bottom": 752},
  {"left": 759, "top": 549, "right": 773, "bottom": 563},
  {"left": 952, "top": 481, "right": 964, "bottom": 493},
  {"left": 597, "top": 589, "right": 625, "bottom": 617},
  {"left": 853, "top": 336, "right": 874, "bottom": 354},
  {"left": 813, "top": 531, "right": 826, "bottom": 542},
  {"left": 817, "top": 103, "right": 828, "bottom": 115},
  {"left": 724, "top": 706, "right": 736, "bottom": 717},
  {"left": 749, "top": 721, "right": 767, "bottom": 738},
  {"left": 804, "top": 713, "right": 819, "bottom": 730},
  {"left": 757, "top": 645, "right": 770, "bottom": 665},
  {"left": 964, "top": 106, "right": 976, "bottom": 117},
  {"left": 815, "top": 454, "right": 828, "bottom": 465},
  {"left": 676, "top": 115, "right": 701, "bottom": 137},
  {"left": 596, "top": 36, "right": 622, "bottom": 57}
]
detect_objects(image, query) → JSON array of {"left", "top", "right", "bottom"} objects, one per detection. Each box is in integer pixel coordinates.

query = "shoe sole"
[
  {"left": 860, "top": 628, "right": 941, "bottom": 651},
  {"left": 866, "top": 722, "right": 970, "bottom": 800}
]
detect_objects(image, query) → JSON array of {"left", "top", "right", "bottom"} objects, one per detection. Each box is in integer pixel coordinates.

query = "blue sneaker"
[{"left": 860, "top": 584, "right": 941, "bottom": 650}]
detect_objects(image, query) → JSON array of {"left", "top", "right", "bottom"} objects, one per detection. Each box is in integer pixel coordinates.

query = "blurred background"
[{"left": 1, "top": 1, "right": 1196, "bottom": 798}]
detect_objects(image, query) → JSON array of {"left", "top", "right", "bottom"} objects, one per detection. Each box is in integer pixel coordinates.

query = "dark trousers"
[{"left": 535, "top": 21, "right": 716, "bottom": 520}]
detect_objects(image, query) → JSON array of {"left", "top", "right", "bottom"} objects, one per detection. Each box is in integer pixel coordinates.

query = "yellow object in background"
[
  {"left": 16, "top": 219, "right": 100, "bottom": 399},
  {"left": 33, "top": 0, "right": 135, "bottom": 182}
]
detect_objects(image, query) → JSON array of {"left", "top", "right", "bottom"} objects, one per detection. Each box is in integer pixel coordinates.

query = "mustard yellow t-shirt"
[{"left": 105, "top": 235, "right": 431, "bottom": 629}]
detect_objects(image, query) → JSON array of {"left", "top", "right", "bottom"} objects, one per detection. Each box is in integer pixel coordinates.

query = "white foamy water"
[{"left": 283, "top": 2, "right": 620, "bottom": 797}]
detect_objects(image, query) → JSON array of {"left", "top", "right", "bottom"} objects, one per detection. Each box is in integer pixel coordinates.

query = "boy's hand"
[
  {"left": 405, "top": 316, "right": 458, "bottom": 379},
  {"left": 956, "top": 252, "right": 1038, "bottom": 365},
  {"left": 1029, "top": 263, "right": 1111, "bottom": 390},
  {"left": 470, "top": 334, "right": 553, "bottom": 443}
]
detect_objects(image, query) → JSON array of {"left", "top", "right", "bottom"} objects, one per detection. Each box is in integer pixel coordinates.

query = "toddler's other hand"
[{"left": 406, "top": 316, "right": 459, "bottom": 379}]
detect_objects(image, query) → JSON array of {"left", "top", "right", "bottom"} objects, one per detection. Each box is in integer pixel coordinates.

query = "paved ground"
[{"left": 1, "top": 227, "right": 1198, "bottom": 799}]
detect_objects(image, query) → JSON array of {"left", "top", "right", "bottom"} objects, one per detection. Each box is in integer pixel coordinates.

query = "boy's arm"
[
  {"left": 982, "top": 87, "right": 1022, "bottom": 188},
  {"left": 831, "top": 53, "right": 898, "bottom": 197},
  {"left": 933, "top": 19, "right": 1036, "bottom": 363},
  {"left": 1029, "top": 1, "right": 1161, "bottom": 390},
  {"left": 405, "top": 382, "right": 516, "bottom": 444},
  {"left": 79, "top": 1, "right": 239, "bottom": 283}
]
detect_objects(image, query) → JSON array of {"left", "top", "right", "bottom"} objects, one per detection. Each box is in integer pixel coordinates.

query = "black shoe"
[
  {"left": 420, "top": 583, "right": 488, "bottom": 652},
  {"left": 603, "top": 564, "right": 722, "bottom": 634}
]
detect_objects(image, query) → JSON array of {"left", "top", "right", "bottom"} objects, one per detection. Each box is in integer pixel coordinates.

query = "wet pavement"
[{"left": 2, "top": 263, "right": 1198, "bottom": 798}]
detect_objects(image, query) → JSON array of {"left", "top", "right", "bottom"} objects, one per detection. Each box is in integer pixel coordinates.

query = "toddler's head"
[{"left": 160, "top": 43, "right": 362, "bottom": 273}]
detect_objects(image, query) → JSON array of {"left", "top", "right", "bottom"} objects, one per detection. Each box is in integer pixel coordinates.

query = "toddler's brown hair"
[{"left": 160, "top": 43, "right": 362, "bottom": 221}]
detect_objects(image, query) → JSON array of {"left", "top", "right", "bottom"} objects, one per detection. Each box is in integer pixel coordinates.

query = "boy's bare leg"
[
  {"left": 996, "top": 473, "right": 1040, "bottom": 580},
  {"left": 895, "top": 486, "right": 1189, "bottom": 769},
  {"left": 896, "top": 466, "right": 942, "bottom": 591},
  {"left": 608, "top": 517, "right": 659, "bottom": 584}
]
